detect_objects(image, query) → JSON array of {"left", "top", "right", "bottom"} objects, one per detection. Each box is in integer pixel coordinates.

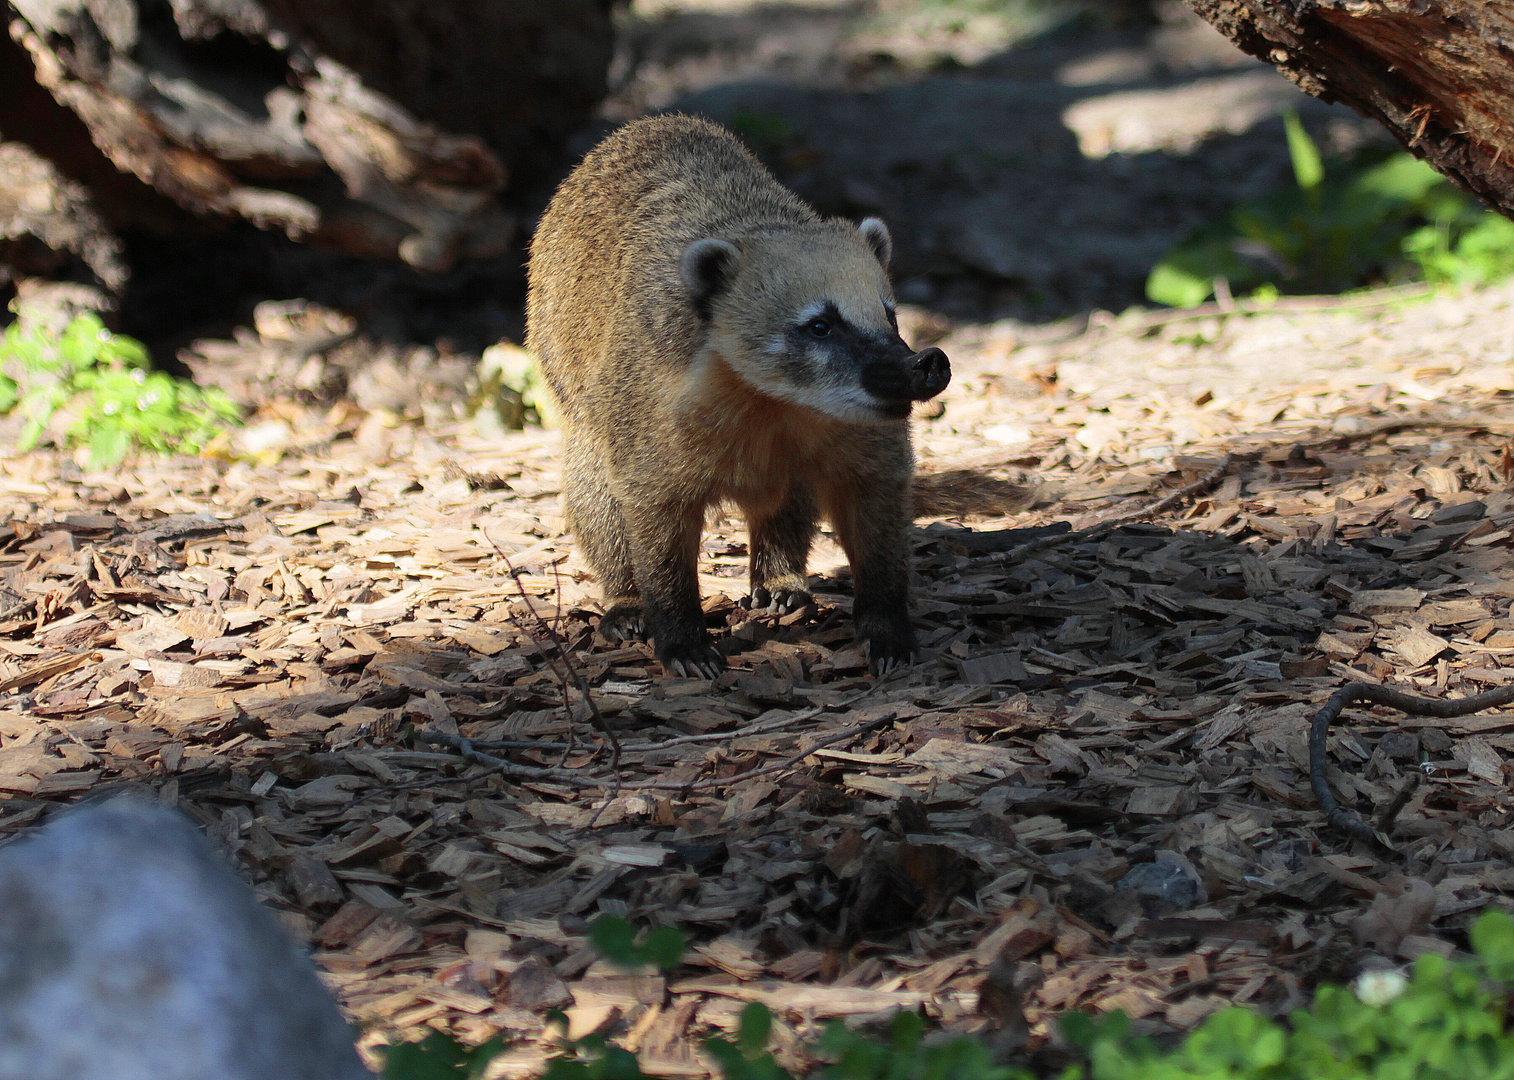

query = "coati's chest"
[{"left": 670, "top": 354, "right": 846, "bottom": 514}]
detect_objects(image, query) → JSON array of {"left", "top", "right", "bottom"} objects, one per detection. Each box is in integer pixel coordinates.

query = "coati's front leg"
[
  {"left": 824, "top": 471, "right": 916, "bottom": 675},
  {"left": 562, "top": 437, "right": 644, "bottom": 641},
  {"left": 743, "top": 482, "right": 817, "bottom": 614},
  {"left": 623, "top": 498, "right": 725, "bottom": 679}
]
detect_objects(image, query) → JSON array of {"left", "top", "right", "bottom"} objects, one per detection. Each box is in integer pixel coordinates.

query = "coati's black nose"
[
  {"left": 908, "top": 347, "right": 950, "bottom": 401},
  {"left": 861, "top": 346, "right": 951, "bottom": 406}
]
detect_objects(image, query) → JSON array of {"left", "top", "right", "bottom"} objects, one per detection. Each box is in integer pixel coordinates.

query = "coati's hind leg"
[
  {"left": 562, "top": 439, "right": 643, "bottom": 642},
  {"left": 743, "top": 482, "right": 817, "bottom": 614},
  {"left": 624, "top": 499, "right": 725, "bottom": 679}
]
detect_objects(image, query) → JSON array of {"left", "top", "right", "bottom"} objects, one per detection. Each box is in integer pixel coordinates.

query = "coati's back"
[{"left": 526, "top": 115, "right": 818, "bottom": 426}]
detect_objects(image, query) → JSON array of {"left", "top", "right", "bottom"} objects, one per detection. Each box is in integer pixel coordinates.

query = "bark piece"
[
  {"left": 0, "top": 141, "right": 124, "bottom": 292},
  {"left": 3, "top": 0, "right": 614, "bottom": 271}
]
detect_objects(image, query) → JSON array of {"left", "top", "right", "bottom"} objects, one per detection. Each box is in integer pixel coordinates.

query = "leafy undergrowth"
[
  {"left": 382, "top": 911, "right": 1514, "bottom": 1080},
  {"left": 0, "top": 312, "right": 240, "bottom": 465},
  {"left": 1147, "top": 113, "right": 1514, "bottom": 308}
]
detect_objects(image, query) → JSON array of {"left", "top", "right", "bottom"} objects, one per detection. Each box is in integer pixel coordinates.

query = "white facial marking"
[
  {"left": 796, "top": 301, "right": 829, "bottom": 325},
  {"left": 733, "top": 366, "right": 900, "bottom": 424},
  {"left": 835, "top": 299, "right": 870, "bottom": 328}
]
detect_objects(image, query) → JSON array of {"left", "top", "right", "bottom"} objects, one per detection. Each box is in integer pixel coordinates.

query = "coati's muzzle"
[{"left": 860, "top": 346, "right": 952, "bottom": 409}]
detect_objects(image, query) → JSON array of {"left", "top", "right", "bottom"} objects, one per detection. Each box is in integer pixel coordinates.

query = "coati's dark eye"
[{"left": 804, "top": 318, "right": 831, "bottom": 338}]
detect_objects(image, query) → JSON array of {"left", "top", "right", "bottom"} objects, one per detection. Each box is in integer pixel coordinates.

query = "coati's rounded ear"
[
  {"left": 858, "top": 217, "right": 892, "bottom": 268},
  {"left": 680, "top": 238, "right": 741, "bottom": 318}
]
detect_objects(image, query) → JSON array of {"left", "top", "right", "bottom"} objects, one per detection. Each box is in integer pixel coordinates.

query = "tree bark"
[
  {"left": 1, "top": 0, "right": 615, "bottom": 276},
  {"left": 1185, "top": 0, "right": 1514, "bottom": 218}
]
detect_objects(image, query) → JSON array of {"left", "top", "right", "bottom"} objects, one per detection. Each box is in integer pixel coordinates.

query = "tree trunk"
[
  {"left": 1, "top": 0, "right": 615, "bottom": 278},
  {"left": 1185, "top": 0, "right": 1514, "bottom": 218}
]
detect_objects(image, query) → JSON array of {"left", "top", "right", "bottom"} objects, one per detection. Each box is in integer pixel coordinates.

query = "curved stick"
[{"left": 1309, "top": 680, "right": 1514, "bottom": 847}]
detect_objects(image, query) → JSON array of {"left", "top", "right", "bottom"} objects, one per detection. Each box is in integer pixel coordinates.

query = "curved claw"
[
  {"left": 660, "top": 637, "right": 726, "bottom": 680},
  {"left": 864, "top": 639, "right": 917, "bottom": 677},
  {"left": 599, "top": 603, "right": 647, "bottom": 643},
  {"left": 745, "top": 586, "right": 812, "bottom": 616},
  {"left": 773, "top": 588, "right": 811, "bottom": 614}
]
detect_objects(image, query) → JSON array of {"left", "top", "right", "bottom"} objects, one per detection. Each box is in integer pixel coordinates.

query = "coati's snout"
[
  {"left": 861, "top": 345, "right": 950, "bottom": 402},
  {"left": 859, "top": 344, "right": 951, "bottom": 418},
  {"left": 910, "top": 346, "right": 951, "bottom": 399}
]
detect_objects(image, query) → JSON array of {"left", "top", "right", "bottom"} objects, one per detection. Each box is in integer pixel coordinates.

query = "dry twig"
[
  {"left": 485, "top": 530, "right": 621, "bottom": 768},
  {"left": 1308, "top": 680, "right": 1514, "bottom": 848},
  {"left": 419, "top": 712, "right": 896, "bottom": 792}
]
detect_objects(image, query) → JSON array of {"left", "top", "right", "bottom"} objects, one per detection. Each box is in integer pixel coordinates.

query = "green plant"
[
  {"left": 474, "top": 341, "right": 557, "bottom": 429},
  {"left": 0, "top": 312, "right": 240, "bottom": 464},
  {"left": 382, "top": 1030, "right": 506, "bottom": 1080},
  {"left": 1067, "top": 909, "right": 1514, "bottom": 1079},
  {"left": 1402, "top": 199, "right": 1514, "bottom": 286},
  {"left": 586, "top": 914, "right": 686, "bottom": 971},
  {"left": 382, "top": 911, "right": 1514, "bottom": 1080},
  {"left": 1146, "top": 113, "right": 1514, "bottom": 308},
  {"left": 542, "top": 917, "right": 690, "bottom": 1078},
  {"left": 702, "top": 1003, "right": 795, "bottom": 1080},
  {"left": 813, "top": 1009, "right": 1025, "bottom": 1080}
]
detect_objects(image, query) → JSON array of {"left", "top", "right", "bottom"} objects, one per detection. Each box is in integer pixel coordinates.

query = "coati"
[{"left": 526, "top": 114, "right": 949, "bottom": 678}]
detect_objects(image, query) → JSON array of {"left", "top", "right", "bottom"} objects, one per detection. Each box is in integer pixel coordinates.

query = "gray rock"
[
  {"left": 0, "top": 797, "right": 372, "bottom": 1080},
  {"left": 1115, "top": 857, "right": 1207, "bottom": 916}
]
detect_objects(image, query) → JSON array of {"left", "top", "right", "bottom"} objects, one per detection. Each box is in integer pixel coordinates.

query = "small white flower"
[{"left": 1353, "top": 968, "right": 1408, "bottom": 1006}]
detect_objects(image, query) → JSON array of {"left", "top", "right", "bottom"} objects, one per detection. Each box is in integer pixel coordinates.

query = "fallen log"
[{"left": 2, "top": 0, "right": 614, "bottom": 274}]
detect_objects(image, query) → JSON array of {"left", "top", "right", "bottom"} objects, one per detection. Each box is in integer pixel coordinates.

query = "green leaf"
[
  {"left": 641, "top": 926, "right": 686, "bottom": 971},
  {"left": 737, "top": 1002, "right": 772, "bottom": 1054},
  {"left": 702, "top": 1037, "right": 748, "bottom": 1073},
  {"left": 462, "top": 1035, "right": 507, "bottom": 1080},
  {"left": 888, "top": 1009, "right": 924, "bottom": 1054},
  {"left": 1284, "top": 110, "right": 1324, "bottom": 192},
  {"left": 1145, "top": 259, "right": 1216, "bottom": 308},
  {"left": 382, "top": 1031, "right": 472, "bottom": 1080},
  {"left": 88, "top": 424, "right": 130, "bottom": 467},
  {"left": 18, "top": 414, "right": 46, "bottom": 451},
  {"left": 588, "top": 915, "right": 639, "bottom": 966},
  {"left": 1058, "top": 1010, "right": 1098, "bottom": 1052},
  {"left": 1472, "top": 910, "right": 1514, "bottom": 967},
  {"left": 1352, "top": 152, "right": 1444, "bottom": 202}
]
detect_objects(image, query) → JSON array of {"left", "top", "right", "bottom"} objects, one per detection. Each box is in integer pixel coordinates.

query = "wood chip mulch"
[{"left": 3, "top": 282, "right": 1514, "bottom": 1076}]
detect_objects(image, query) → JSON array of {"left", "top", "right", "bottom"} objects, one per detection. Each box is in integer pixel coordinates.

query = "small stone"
[{"left": 1115, "top": 857, "right": 1205, "bottom": 916}]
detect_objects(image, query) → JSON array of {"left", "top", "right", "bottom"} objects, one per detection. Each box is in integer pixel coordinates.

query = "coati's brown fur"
[{"left": 526, "top": 114, "right": 949, "bottom": 677}]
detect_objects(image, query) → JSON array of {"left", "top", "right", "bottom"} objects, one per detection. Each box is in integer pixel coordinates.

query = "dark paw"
[
  {"left": 862, "top": 632, "right": 916, "bottom": 676},
  {"left": 598, "top": 603, "right": 647, "bottom": 643},
  {"left": 658, "top": 637, "right": 726, "bottom": 680},
  {"left": 746, "top": 585, "right": 813, "bottom": 615}
]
